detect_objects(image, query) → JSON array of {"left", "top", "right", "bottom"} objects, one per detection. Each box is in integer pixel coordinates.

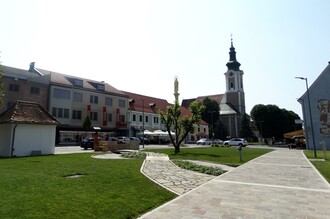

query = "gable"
[{"left": 0, "top": 100, "right": 60, "bottom": 125}]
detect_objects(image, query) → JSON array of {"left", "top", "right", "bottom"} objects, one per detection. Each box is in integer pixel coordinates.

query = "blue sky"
[{"left": 1, "top": 0, "right": 330, "bottom": 118}]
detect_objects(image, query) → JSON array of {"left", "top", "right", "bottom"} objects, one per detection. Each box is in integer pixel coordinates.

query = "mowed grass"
[
  {"left": 0, "top": 153, "right": 176, "bottom": 219},
  {"left": 304, "top": 150, "right": 330, "bottom": 183},
  {"left": 145, "top": 146, "right": 273, "bottom": 166}
]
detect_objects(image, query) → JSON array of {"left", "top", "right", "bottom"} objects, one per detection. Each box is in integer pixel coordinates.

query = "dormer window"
[
  {"left": 97, "top": 84, "right": 105, "bottom": 91},
  {"left": 149, "top": 103, "right": 156, "bottom": 107},
  {"left": 74, "top": 80, "right": 83, "bottom": 87},
  {"left": 129, "top": 99, "right": 135, "bottom": 103}
]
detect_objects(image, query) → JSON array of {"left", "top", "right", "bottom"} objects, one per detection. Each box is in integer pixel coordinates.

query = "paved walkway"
[
  {"left": 141, "top": 152, "right": 216, "bottom": 195},
  {"left": 139, "top": 149, "right": 330, "bottom": 219}
]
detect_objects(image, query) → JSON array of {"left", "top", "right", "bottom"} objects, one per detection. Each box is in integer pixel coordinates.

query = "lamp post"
[
  {"left": 141, "top": 98, "right": 145, "bottom": 148},
  {"left": 295, "top": 77, "right": 317, "bottom": 158}
]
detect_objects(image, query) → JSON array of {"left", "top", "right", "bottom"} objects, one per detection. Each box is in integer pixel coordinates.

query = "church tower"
[{"left": 224, "top": 38, "right": 245, "bottom": 115}]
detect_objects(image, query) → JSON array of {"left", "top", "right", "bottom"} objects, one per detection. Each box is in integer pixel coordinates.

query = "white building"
[
  {"left": 0, "top": 101, "right": 59, "bottom": 157},
  {"left": 298, "top": 62, "right": 330, "bottom": 150}
]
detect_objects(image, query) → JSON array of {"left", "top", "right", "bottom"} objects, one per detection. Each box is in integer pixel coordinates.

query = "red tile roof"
[
  {"left": 122, "top": 91, "right": 170, "bottom": 114},
  {"left": 0, "top": 101, "right": 60, "bottom": 125}
]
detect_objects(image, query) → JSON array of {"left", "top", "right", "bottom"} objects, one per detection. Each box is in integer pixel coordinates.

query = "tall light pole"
[
  {"left": 141, "top": 98, "right": 145, "bottom": 148},
  {"left": 295, "top": 77, "right": 317, "bottom": 158}
]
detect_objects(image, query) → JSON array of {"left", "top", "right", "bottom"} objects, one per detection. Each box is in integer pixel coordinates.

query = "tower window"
[{"left": 230, "top": 82, "right": 235, "bottom": 89}]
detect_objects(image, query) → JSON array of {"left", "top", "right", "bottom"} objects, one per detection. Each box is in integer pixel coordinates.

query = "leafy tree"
[
  {"left": 83, "top": 115, "right": 91, "bottom": 132},
  {"left": 239, "top": 113, "right": 254, "bottom": 139},
  {"left": 250, "top": 104, "right": 301, "bottom": 140},
  {"left": 201, "top": 97, "right": 220, "bottom": 139},
  {"left": 160, "top": 101, "right": 205, "bottom": 154}
]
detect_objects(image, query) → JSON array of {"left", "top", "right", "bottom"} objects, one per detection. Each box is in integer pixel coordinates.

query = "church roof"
[
  {"left": 226, "top": 38, "right": 241, "bottom": 71},
  {"left": 181, "top": 94, "right": 224, "bottom": 107}
]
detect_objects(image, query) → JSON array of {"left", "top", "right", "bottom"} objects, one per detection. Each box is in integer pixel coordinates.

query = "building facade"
[{"left": 298, "top": 62, "right": 330, "bottom": 150}]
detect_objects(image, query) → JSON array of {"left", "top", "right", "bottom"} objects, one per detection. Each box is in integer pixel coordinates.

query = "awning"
[{"left": 283, "top": 130, "right": 304, "bottom": 139}]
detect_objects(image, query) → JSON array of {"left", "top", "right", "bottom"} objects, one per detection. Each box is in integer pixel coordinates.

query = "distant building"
[
  {"left": 123, "top": 91, "right": 169, "bottom": 135},
  {"left": 297, "top": 62, "right": 330, "bottom": 150},
  {"left": 1, "top": 63, "right": 129, "bottom": 144},
  {"left": 182, "top": 39, "right": 246, "bottom": 138}
]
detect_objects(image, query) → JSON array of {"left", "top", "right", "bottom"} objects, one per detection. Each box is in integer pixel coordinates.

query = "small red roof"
[{"left": 0, "top": 101, "right": 60, "bottom": 125}]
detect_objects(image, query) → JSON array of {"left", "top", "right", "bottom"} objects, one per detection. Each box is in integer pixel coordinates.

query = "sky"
[{"left": 1, "top": 0, "right": 330, "bottom": 119}]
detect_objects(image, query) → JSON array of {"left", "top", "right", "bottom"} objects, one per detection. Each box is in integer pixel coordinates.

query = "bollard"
[{"left": 238, "top": 146, "right": 243, "bottom": 162}]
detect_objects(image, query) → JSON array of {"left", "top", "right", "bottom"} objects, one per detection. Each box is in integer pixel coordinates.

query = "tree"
[
  {"left": 160, "top": 101, "right": 205, "bottom": 154},
  {"left": 201, "top": 97, "right": 220, "bottom": 139},
  {"left": 82, "top": 115, "right": 91, "bottom": 133},
  {"left": 239, "top": 113, "right": 254, "bottom": 140},
  {"left": 250, "top": 104, "right": 301, "bottom": 140}
]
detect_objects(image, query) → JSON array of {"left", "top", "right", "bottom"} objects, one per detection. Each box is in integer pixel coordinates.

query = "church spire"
[{"left": 226, "top": 36, "right": 241, "bottom": 71}]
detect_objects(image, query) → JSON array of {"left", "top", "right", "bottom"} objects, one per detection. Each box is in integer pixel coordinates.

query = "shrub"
[
  {"left": 121, "top": 151, "right": 147, "bottom": 159},
  {"left": 172, "top": 160, "right": 224, "bottom": 176}
]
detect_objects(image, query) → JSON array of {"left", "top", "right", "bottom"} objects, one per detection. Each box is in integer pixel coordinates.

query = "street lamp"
[
  {"left": 141, "top": 98, "right": 145, "bottom": 148},
  {"left": 295, "top": 77, "right": 317, "bottom": 158}
]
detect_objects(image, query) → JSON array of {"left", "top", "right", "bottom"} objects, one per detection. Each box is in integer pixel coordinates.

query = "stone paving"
[
  {"left": 139, "top": 149, "right": 330, "bottom": 219},
  {"left": 141, "top": 152, "right": 215, "bottom": 195}
]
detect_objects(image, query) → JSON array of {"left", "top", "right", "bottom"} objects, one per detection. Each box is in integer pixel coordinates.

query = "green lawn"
[
  {"left": 0, "top": 153, "right": 176, "bottom": 219},
  {"left": 304, "top": 150, "right": 330, "bottom": 183},
  {"left": 145, "top": 146, "right": 273, "bottom": 166}
]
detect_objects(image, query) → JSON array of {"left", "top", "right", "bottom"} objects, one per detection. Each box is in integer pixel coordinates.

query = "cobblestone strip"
[{"left": 141, "top": 152, "right": 215, "bottom": 195}]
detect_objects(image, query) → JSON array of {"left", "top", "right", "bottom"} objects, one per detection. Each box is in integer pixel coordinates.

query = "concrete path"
[{"left": 139, "top": 149, "right": 330, "bottom": 219}]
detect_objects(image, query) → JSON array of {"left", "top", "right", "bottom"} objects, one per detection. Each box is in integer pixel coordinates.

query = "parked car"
[
  {"left": 139, "top": 137, "right": 149, "bottom": 145},
  {"left": 80, "top": 138, "right": 94, "bottom": 150},
  {"left": 129, "top": 137, "right": 141, "bottom": 143},
  {"left": 213, "top": 139, "right": 223, "bottom": 144},
  {"left": 196, "top": 138, "right": 212, "bottom": 145},
  {"left": 223, "top": 138, "right": 248, "bottom": 147},
  {"left": 117, "top": 136, "right": 130, "bottom": 144}
]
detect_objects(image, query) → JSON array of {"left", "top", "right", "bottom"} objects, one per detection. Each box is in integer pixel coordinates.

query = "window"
[
  {"left": 53, "top": 88, "right": 70, "bottom": 99},
  {"left": 90, "top": 95, "right": 98, "bottom": 104},
  {"left": 204, "top": 128, "right": 206, "bottom": 132},
  {"left": 139, "top": 115, "right": 143, "bottom": 122},
  {"left": 52, "top": 107, "right": 69, "bottom": 118},
  {"left": 90, "top": 112, "right": 98, "bottom": 121},
  {"left": 30, "top": 87, "right": 40, "bottom": 95},
  {"left": 119, "top": 115, "right": 125, "bottom": 123},
  {"left": 105, "top": 97, "right": 112, "bottom": 106},
  {"left": 58, "top": 108, "right": 63, "bottom": 117},
  {"left": 153, "top": 117, "right": 159, "bottom": 124},
  {"left": 132, "top": 114, "right": 136, "bottom": 122},
  {"left": 74, "top": 80, "right": 83, "bottom": 87},
  {"left": 72, "top": 110, "right": 82, "bottom": 120},
  {"left": 107, "top": 114, "right": 112, "bottom": 122},
  {"left": 73, "top": 92, "right": 82, "bottom": 102},
  {"left": 198, "top": 127, "right": 200, "bottom": 132},
  {"left": 145, "top": 116, "right": 149, "bottom": 123},
  {"left": 118, "top": 99, "right": 125, "bottom": 108},
  {"left": 230, "top": 82, "right": 235, "bottom": 89},
  {"left": 9, "top": 84, "right": 19, "bottom": 92},
  {"left": 97, "top": 84, "right": 105, "bottom": 91}
]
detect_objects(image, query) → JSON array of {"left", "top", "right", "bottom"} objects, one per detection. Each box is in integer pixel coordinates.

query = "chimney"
[{"left": 29, "top": 62, "right": 35, "bottom": 72}]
